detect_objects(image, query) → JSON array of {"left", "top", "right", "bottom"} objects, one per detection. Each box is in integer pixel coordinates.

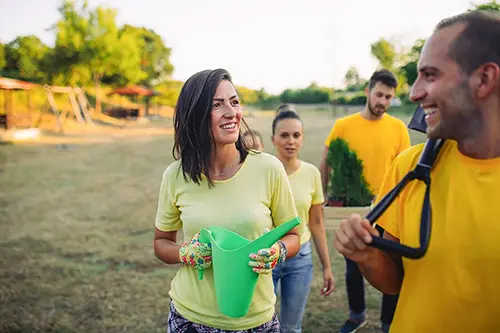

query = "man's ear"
[{"left": 472, "top": 62, "right": 500, "bottom": 99}]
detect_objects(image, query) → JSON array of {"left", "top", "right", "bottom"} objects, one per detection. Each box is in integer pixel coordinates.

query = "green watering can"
[{"left": 198, "top": 216, "right": 301, "bottom": 318}]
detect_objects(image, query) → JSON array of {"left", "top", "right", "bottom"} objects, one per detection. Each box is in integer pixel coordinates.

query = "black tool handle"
[{"left": 363, "top": 139, "right": 442, "bottom": 259}]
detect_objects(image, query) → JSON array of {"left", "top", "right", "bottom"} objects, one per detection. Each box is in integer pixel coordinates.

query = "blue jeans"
[{"left": 272, "top": 241, "right": 313, "bottom": 333}]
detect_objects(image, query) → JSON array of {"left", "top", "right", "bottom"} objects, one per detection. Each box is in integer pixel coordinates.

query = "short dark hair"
[
  {"left": 435, "top": 10, "right": 500, "bottom": 75},
  {"left": 368, "top": 69, "right": 398, "bottom": 90},
  {"left": 272, "top": 110, "right": 302, "bottom": 135},
  {"left": 172, "top": 68, "right": 251, "bottom": 187}
]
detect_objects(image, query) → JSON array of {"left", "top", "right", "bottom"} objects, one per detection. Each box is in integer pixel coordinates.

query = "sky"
[{"left": 0, "top": 0, "right": 481, "bottom": 94}]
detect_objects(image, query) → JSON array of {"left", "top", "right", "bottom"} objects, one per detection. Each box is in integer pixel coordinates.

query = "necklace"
[{"left": 212, "top": 155, "right": 240, "bottom": 177}]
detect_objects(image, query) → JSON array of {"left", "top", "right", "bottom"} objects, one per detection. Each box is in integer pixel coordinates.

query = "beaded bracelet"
[{"left": 277, "top": 240, "right": 288, "bottom": 263}]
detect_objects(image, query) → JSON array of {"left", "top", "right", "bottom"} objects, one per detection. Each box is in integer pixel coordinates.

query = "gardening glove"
[
  {"left": 248, "top": 228, "right": 287, "bottom": 274},
  {"left": 179, "top": 232, "right": 212, "bottom": 270}
]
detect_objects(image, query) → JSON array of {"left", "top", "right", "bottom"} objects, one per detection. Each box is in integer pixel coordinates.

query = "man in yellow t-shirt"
[
  {"left": 320, "top": 69, "right": 411, "bottom": 333},
  {"left": 333, "top": 11, "right": 500, "bottom": 333},
  {"left": 321, "top": 71, "right": 411, "bottom": 201}
]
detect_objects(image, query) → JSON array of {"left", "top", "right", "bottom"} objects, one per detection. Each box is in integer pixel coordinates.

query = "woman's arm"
[
  {"left": 308, "top": 204, "right": 332, "bottom": 271},
  {"left": 280, "top": 227, "right": 300, "bottom": 258},
  {"left": 153, "top": 228, "right": 182, "bottom": 264},
  {"left": 309, "top": 204, "right": 335, "bottom": 295}
]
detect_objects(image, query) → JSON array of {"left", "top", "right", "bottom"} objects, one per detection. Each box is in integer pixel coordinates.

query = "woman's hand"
[
  {"left": 248, "top": 242, "right": 283, "bottom": 274},
  {"left": 179, "top": 232, "right": 212, "bottom": 270},
  {"left": 321, "top": 266, "right": 335, "bottom": 296}
]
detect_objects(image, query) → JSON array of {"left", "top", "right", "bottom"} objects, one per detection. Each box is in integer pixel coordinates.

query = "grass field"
[{"left": 0, "top": 109, "right": 426, "bottom": 333}]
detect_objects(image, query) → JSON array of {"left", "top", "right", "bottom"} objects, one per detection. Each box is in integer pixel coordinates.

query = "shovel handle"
[{"left": 365, "top": 164, "right": 432, "bottom": 259}]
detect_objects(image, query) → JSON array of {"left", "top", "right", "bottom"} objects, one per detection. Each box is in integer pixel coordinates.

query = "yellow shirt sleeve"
[
  {"left": 311, "top": 166, "right": 325, "bottom": 205},
  {"left": 324, "top": 118, "right": 343, "bottom": 147},
  {"left": 155, "top": 164, "right": 182, "bottom": 232},
  {"left": 270, "top": 162, "right": 299, "bottom": 226}
]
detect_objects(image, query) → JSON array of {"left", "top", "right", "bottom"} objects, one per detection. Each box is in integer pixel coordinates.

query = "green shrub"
[{"left": 326, "top": 137, "right": 373, "bottom": 206}]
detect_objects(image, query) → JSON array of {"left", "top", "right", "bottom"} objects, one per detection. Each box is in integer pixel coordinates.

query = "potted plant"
[{"left": 326, "top": 138, "right": 374, "bottom": 207}]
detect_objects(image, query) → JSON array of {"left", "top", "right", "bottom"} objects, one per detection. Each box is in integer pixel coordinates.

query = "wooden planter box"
[{"left": 323, "top": 206, "right": 371, "bottom": 230}]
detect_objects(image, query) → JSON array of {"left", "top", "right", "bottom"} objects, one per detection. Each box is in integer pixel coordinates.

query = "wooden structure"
[
  {"left": 323, "top": 206, "right": 371, "bottom": 230},
  {"left": 106, "top": 85, "right": 160, "bottom": 118},
  {"left": 74, "top": 87, "right": 94, "bottom": 122},
  {"left": 33, "top": 85, "right": 95, "bottom": 133},
  {"left": 0, "top": 77, "right": 37, "bottom": 130}
]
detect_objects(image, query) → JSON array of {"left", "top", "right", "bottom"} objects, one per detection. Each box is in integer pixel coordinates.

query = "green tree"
[
  {"left": 470, "top": 0, "right": 499, "bottom": 11},
  {"left": 3, "top": 36, "right": 49, "bottom": 82},
  {"left": 279, "top": 84, "right": 330, "bottom": 104},
  {"left": 279, "top": 89, "right": 295, "bottom": 103},
  {"left": 400, "top": 38, "right": 425, "bottom": 87},
  {"left": 52, "top": 0, "right": 145, "bottom": 111},
  {"left": 371, "top": 38, "right": 396, "bottom": 70},
  {"left": 0, "top": 43, "right": 5, "bottom": 72},
  {"left": 119, "top": 25, "right": 174, "bottom": 86},
  {"left": 50, "top": 0, "right": 92, "bottom": 85},
  {"left": 85, "top": 5, "right": 145, "bottom": 84},
  {"left": 371, "top": 38, "right": 409, "bottom": 94},
  {"left": 235, "top": 85, "right": 259, "bottom": 105},
  {"left": 0, "top": 45, "right": 6, "bottom": 74},
  {"left": 344, "top": 66, "right": 361, "bottom": 87},
  {"left": 155, "top": 79, "right": 184, "bottom": 107},
  {"left": 255, "top": 88, "right": 280, "bottom": 109},
  {"left": 327, "top": 138, "right": 373, "bottom": 206}
]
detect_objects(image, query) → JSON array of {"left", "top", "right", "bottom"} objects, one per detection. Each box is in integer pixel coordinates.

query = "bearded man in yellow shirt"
[
  {"left": 334, "top": 10, "right": 500, "bottom": 333},
  {"left": 320, "top": 69, "right": 410, "bottom": 333}
]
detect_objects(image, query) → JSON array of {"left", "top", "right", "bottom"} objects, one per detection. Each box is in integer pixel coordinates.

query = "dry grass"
[{"left": 0, "top": 110, "right": 426, "bottom": 333}]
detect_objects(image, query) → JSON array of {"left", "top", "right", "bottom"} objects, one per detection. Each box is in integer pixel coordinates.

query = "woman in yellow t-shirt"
[
  {"left": 153, "top": 69, "right": 301, "bottom": 332},
  {"left": 270, "top": 109, "right": 335, "bottom": 333}
]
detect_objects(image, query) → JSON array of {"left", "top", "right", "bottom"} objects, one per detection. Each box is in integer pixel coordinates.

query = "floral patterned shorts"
[{"left": 167, "top": 301, "right": 282, "bottom": 333}]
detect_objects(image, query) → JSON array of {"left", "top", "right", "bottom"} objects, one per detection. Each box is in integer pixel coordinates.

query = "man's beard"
[
  {"left": 368, "top": 97, "right": 386, "bottom": 117},
  {"left": 431, "top": 80, "right": 479, "bottom": 141}
]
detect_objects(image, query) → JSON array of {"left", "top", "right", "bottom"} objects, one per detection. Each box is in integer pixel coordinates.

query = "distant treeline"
[{"left": 1, "top": 0, "right": 497, "bottom": 110}]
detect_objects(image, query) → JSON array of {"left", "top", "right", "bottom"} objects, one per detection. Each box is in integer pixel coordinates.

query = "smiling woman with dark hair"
[{"left": 153, "top": 68, "right": 301, "bottom": 332}]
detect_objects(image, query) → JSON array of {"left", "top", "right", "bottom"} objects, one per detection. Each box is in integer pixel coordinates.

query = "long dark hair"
[{"left": 172, "top": 68, "right": 253, "bottom": 187}]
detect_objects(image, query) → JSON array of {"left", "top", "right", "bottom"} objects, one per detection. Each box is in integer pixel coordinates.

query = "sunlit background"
[{"left": 0, "top": 1, "right": 498, "bottom": 333}]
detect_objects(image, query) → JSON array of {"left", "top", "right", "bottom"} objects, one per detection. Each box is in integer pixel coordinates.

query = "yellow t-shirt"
[
  {"left": 288, "top": 161, "right": 324, "bottom": 244},
  {"left": 324, "top": 112, "right": 411, "bottom": 197},
  {"left": 375, "top": 140, "right": 500, "bottom": 333},
  {"left": 155, "top": 151, "right": 299, "bottom": 330}
]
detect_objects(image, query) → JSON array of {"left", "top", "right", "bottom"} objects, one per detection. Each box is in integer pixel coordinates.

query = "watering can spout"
[{"left": 253, "top": 217, "right": 302, "bottom": 246}]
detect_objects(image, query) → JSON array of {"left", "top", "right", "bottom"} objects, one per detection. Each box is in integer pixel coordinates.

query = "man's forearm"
[
  {"left": 320, "top": 147, "right": 330, "bottom": 195},
  {"left": 320, "top": 164, "right": 329, "bottom": 194},
  {"left": 358, "top": 249, "right": 403, "bottom": 295}
]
